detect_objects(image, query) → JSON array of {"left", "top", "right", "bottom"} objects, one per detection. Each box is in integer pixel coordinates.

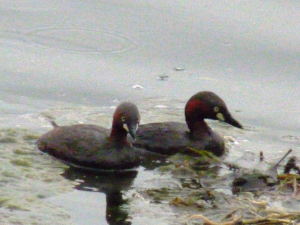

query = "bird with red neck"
[
  {"left": 37, "top": 102, "right": 141, "bottom": 171},
  {"left": 134, "top": 91, "right": 243, "bottom": 156}
]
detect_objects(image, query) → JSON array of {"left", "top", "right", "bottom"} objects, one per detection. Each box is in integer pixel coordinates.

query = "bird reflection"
[
  {"left": 60, "top": 151, "right": 169, "bottom": 225},
  {"left": 61, "top": 168, "right": 137, "bottom": 225}
]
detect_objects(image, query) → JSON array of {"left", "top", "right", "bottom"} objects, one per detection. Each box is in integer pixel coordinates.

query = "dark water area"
[
  {"left": 0, "top": 0, "right": 300, "bottom": 224},
  {"left": 50, "top": 169, "right": 138, "bottom": 225}
]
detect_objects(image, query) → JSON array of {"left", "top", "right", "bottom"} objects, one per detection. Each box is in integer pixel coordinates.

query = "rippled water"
[
  {"left": 0, "top": 27, "right": 137, "bottom": 54},
  {"left": 0, "top": 99, "right": 298, "bottom": 224},
  {"left": 0, "top": 128, "right": 72, "bottom": 224},
  {"left": 0, "top": 101, "right": 183, "bottom": 224}
]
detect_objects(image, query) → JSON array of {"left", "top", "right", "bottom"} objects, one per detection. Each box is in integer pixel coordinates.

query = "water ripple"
[
  {"left": 282, "top": 135, "right": 299, "bottom": 142},
  {"left": 0, "top": 27, "right": 138, "bottom": 54}
]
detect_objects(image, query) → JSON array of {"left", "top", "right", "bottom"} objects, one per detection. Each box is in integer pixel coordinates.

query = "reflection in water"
[
  {"left": 60, "top": 151, "right": 169, "bottom": 225},
  {"left": 62, "top": 168, "right": 137, "bottom": 225}
]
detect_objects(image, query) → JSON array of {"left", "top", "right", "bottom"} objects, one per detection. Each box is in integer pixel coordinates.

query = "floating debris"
[
  {"left": 223, "top": 40, "right": 231, "bottom": 45},
  {"left": 271, "top": 149, "right": 293, "bottom": 170},
  {"left": 156, "top": 75, "right": 169, "bottom": 81},
  {"left": 228, "top": 150, "right": 296, "bottom": 193},
  {"left": 132, "top": 84, "right": 144, "bottom": 89},
  {"left": 185, "top": 211, "right": 300, "bottom": 225},
  {"left": 174, "top": 67, "right": 185, "bottom": 71},
  {"left": 224, "top": 136, "right": 239, "bottom": 145},
  {"left": 260, "top": 151, "right": 264, "bottom": 162},
  {"left": 133, "top": 147, "right": 300, "bottom": 225},
  {"left": 154, "top": 105, "right": 168, "bottom": 109},
  {"left": 242, "top": 126, "right": 258, "bottom": 132},
  {"left": 284, "top": 156, "right": 300, "bottom": 174}
]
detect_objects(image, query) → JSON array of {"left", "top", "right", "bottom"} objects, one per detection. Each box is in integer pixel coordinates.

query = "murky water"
[
  {"left": 1, "top": 0, "right": 300, "bottom": 224},
  {"left": 0, "top": 100, "right": 298, "bottom": 224}
]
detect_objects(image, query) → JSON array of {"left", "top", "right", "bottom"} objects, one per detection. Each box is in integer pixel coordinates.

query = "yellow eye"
[
  {"left": 214, "top": 107, "right": 219, "bottom": 112},
  {"left": 121, "top": 116, "right": 126, "bottom": 122}
]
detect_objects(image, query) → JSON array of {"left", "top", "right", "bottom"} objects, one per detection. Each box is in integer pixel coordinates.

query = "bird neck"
[
  {"left": 110, "top": 125, "right": 129, "bottom": 145},
  {"left": 186, "top": 118, "right": 211, "bottom": 137}
]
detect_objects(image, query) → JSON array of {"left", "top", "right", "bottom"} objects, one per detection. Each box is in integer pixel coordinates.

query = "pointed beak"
[
  {"left": 129, "top": 124, "right": 138, "bottom": 141},
  {"left": 124, "top": 123, "right": 138, "bottom": 141},
  {"left": 224, "top": 113, "right": 243, "bottom": 129}
]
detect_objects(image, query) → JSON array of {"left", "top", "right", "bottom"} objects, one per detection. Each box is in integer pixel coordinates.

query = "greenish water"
[{"left": 0, "top": 102, "right": 298, "bottom": 224}]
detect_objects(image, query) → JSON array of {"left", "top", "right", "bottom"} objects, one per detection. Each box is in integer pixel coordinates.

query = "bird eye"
[
  {"left": 121, "top": 116, "right": 126, "bottom": 122},
  {"left": 214, "top": 107, "right": 219, "bottom": 112}
]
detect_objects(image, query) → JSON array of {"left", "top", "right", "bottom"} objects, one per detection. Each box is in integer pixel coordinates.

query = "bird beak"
[
  {"left": 224, "top": 113, "right": 243, "bottom": 129},
  {"left": 123, "top": 123, "right": 138, "bottom": 141}
]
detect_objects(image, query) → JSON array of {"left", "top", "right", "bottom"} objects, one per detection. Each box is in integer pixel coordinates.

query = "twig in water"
[{"left": 272, "top": 149, "right": 293, "bottom": 170}]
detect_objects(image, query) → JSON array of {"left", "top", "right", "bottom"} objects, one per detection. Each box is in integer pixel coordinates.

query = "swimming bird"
[
  {"left": 134, "top": 91, "right": 243, "bottom": 156},
  {"left": 37, "top": 102, "right": 141, "bottom": 171}
]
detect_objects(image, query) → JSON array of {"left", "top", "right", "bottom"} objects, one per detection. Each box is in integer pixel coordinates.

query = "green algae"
[
  {"left": 36, "top": 194, "right": 47, "bottom": 199},
  {"left": 22, "top": 133, "right": 40, "bottom": 141},
  {"left": 2, "top": 171, "right": 20, "bottom": 179},
  {"left": 0, "top": 128, "right": 18, "bottom": 136},
  {"left": 160, "top": 152, "right": 221, "bottom": 180},
  {"left": 0, "top": 128, "right": 39, "bottom": 144},
  {"left": 171, "top": 166, "right": 197, "bottom": 177},
  {"left": 10, "top": 158, "right": 33, "bottom": 167},
  {"left": 146, "top": 187, "right": 173, "bottom": 203},
  {"left": 0, "top": 137, "right": 17, "bottom": 143},
  {"left": 0, "top": 197, "right": 9, "bottom": 205},
  {"left": 43, "top": 178, "right": 56, "bottom": 183},
  {"left": 13, "top": 148, "right": 34, "bottom": 155},
  {"left": 168, "top": 150, "right": 221, "bottom": 170},
  {"left": 0, "top": 197, "right": 30, "bottom": 211},
  {"left": 0, "top": 128, "right": 20, "bottom": 143},
  {"left": 6, "top": 202, "right": 30, "bottom": 211},
  {"left": 170, "top": 190, "right": 216, "bottom": 209},
  {"left": 184, "top": 148, "right": 221, "bottom": 162}
]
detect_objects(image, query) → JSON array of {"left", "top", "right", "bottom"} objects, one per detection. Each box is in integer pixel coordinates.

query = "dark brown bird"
[
  {"left": 134, "top": 91, "right": 243, "bottom": 156},
  {"left": 37, "top": 102, "right": 141, "bottom": 171}
]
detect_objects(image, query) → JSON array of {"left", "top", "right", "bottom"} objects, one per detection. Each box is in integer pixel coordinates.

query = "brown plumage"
[
  {"left": 37, "top": 102, "right": 141, "bottom": 171},
  {"left": 134, "top": 91, "right": 243, "bottom": 156}
]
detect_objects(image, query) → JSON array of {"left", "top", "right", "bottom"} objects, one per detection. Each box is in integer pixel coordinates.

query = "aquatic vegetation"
[
  {"left": 133, "top": 149, "right": 300, "bottom": 225},
  {"left": 22, "top": 133, "right": 40, "bottom": 141},
  {"left": 185, "top": 209, "right": 300, "bottom": 225},
  {"left": 0, "top": 137, "right": 17, "bottom": 143},
  {"left": 5, "top": 202, "right": 30, "bottom": 211},
  {"left": 0, "top": 128, "right": 40, "bottom": 143},
  {"left": 13, "top": 148, "right": 36, "bottom": 155},
  {"left": 0, "top": 197, "right": 9, "bottom": 205},
  {"left": 0, "top": 127, "right": 74, "bottom": 225},
  {"left": 10, "top": 158, "right": 33, "bottom": 167},
  {"left": 1, "top": 171, "right": 20, "bottom": 179},
  {"left": 284, "top": 156, "right": 300, "bottom": 174},
  {"left": 170, "top": 189, "right": 216, "bottom": 210}
]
